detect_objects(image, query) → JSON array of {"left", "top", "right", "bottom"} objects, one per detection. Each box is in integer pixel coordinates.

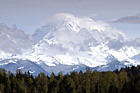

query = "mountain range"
[{"left": 0, "top": 13, "right": 140, "bottom": 75}]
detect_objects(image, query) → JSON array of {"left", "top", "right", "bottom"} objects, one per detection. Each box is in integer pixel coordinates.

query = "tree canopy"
[{"left": 0, "top": 66, "right": 140, "bottom": 93}]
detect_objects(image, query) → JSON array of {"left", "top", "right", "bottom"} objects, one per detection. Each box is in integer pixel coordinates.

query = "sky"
[{"left": 0, "top": 0, "right": 140, "bottom": 39}]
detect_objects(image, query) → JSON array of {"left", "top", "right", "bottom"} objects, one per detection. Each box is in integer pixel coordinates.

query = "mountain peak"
[
  {"left": 33, "top": 13, "right": 126, "bottom": 43},
  {"left": 0, "top": 14, "right": 140, "bottom": 75},
  {"left": 52, "top": 13, "right": 76, "bottom": 20},
  {"left": 29, "top": 13, "right": 131, "bottom": 67}
]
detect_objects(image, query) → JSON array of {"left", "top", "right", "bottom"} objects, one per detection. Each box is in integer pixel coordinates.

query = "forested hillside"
[{"left": 0, "top": 66, "right": 140, "bottom": 93}]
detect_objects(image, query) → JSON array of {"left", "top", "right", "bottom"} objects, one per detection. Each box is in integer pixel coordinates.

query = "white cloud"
[
  {"left": 0, "top": 23, "right": 34, "bottom": 54},
  {"left": 30, "top": 13, "right": 140, "bottom": 67}
]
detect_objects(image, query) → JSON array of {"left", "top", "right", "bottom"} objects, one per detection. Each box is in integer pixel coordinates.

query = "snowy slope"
[
  {"left": 132, "top": 53, "right": 140, "bottom": 63},
  {"left": 0, "top": 58, "right": 130, "bottom": 75},
  {"left": 0, "top": 59, "right": 49, "bottom": 75},
  {"left": 25, "top": 13, "right": 140, "bottom": 67},
  {"left": 94, "top": 55, "right": 136, "bottom": 71},
  {"left": 0, "top": 13, "right": 139, "bottom": 75}
]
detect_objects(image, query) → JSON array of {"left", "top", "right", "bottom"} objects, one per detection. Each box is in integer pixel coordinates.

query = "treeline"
[{"left": 0, "top": 66, "right": 140, "bottom": 93}]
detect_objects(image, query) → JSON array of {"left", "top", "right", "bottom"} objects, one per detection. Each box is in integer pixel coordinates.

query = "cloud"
[
  {"left": 113, "top": 14, "right": 140, "bottom": 24},
  {"left": 127, "top": 38, "right": 140, "bottom": 47},
  {"left": 25, "top": 13, "right": 140, "bottom": 67},
  {"left": 0, "top": 23, "right": 34, "bottom": 54}
]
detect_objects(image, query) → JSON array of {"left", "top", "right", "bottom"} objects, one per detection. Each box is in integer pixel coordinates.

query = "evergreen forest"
[{"left": 0, "top": 66, "right": 140, "bottom": 93}]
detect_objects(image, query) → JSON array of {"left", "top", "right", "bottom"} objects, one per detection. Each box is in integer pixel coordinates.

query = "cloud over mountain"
[
  {"left": 29, "top": 13, "right": 140, "bottom": 67},
  {"left": 0, "top": 13, "right": 140, "bottom": 75},
  {"left": 0, "top": 23, "right": 34, "bottom": 54},
  {"left": 113, "top": 14, "right": 140, "bottom": 24}
]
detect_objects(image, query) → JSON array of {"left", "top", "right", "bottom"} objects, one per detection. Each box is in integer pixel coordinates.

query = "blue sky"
[{"left": 0, "top": 0, "right": 140, "bottom": 39}]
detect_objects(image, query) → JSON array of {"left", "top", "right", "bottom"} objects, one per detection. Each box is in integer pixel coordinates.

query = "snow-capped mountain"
[
  {"left": 25, "top": 13, "right": 139, "bottom": 67},
  {"left": 132, "top": 53, "right": 140, "bottom": 63},
  {"left": 32, "top": 13, "right": 125, "bottom": 43},
  {"left": 0, "top": 59, "right": 49, "bottom": 75},
  {"left": 0, "top": 13, "right": 140, "bottom": 75},
  {"left": 94, "top": 55, "right": 135, "bottom": 71}
]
